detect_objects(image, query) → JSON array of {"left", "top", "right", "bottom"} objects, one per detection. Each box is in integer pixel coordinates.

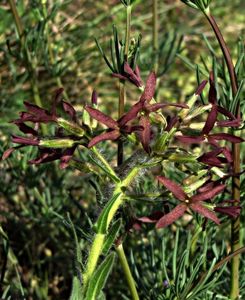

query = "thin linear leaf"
[{"left": 102, "top": 219, "right": 122, "bottom": 255}]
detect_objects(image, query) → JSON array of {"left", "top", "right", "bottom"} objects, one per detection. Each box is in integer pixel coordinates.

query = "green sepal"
[
  {"left": 153, "top": 128, "right": 176, "bottom": 153},
  {"left": 69, "top": 276, "right": 82, "bottom": 300},
  {"left": 85, "top": 253, "right": 115, "bottom": 300},
  {"left": 102, "top": 219, "right": 122, "bottom": 256}
]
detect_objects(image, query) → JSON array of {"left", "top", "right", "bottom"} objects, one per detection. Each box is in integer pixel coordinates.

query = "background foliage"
[{"left": 0, "top": 0, "right": 244, "bottom": 299}]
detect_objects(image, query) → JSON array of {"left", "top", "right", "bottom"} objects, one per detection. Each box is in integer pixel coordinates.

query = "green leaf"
[
  {"left": 69, "top": 276, "right": 82, "bottom": 300},
  {"left": 102, "top": 219, "right": 122, "bottom": 255},
  {"left": 85, "top": 253, "right": 115, "bottom": 300},
  {"left": 95, "top": 193, "right": 123, "bottom": 234}
]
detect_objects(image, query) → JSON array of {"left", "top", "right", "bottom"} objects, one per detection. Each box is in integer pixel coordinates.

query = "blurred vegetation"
[{"left": 0, "top": 0, "right": 244, "bottom": 299}]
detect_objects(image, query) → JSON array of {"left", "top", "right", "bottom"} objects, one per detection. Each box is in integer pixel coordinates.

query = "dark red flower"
[
  {"left": 112, "top": 62, "right": 143, "bottom": 88},
  {"left": 155, "top": 176, "right": 225, "bottom": 228}
]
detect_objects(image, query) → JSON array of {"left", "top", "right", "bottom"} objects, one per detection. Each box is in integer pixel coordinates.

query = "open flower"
[{"left": 155, "top": 176, "right": 225, "bottom": 228}]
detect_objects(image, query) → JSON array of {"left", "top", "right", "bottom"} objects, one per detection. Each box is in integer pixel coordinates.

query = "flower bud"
[
  {"left": 181, "top": 0, "right": 212, "bottom": 12},
  {"left": 57, "top": 118, "right": 84, "bottom": 137},
  {"left": 40, "top": 138, "right": 76, "bottom": 148}
]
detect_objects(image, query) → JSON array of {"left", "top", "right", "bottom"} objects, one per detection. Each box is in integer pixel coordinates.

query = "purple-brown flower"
[
  {"left": 112, "top": 62, "right": 143, "bottom": 88},
  {"left": 155, "top": 176, "right": 225, "bottom": 228}
]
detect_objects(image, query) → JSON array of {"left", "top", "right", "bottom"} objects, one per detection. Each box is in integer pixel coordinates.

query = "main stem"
[{"left": 205, "top": 10, "right": 240, "bottom": 300}]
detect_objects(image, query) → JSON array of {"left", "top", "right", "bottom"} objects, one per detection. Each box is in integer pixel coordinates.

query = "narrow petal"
[
  {"left": 24, "top": 101, "right": 48, "bottom": 115},
  {"left": 149, "top": 103, "right": 188, "bottom": 112},
  {"left": 2, "top": 146, "right": 24, "bottom": 160},
  {"left": 62, "top": 101, "right": 77, "bottom": 121},
  {"left": 176, "top": 135, "right": 205, "bottom": 144},
  {"left": 156, "top": 176, "right": 187, "bottom": 201},
  {"left": 137, "top": 211, "right": 164, "bottom": 223},
  {"left": 29, "top": 149, "right": 62, "bottom": 165},
  {"left": 13, "top": 122, "right": 38, "bottom": 136},
  {"left": 60, "top": 146, "right": 76, "bottom": 169},
  {"left": 202, "top": 104, "right": 218, "bottom": 134},
  {"left": 12, "top": 135, "right": 39, "bottom": 146},
  {"left": 118, "top": 101, "right": 143, "bottom": 126},
  {"left": 190, "top": 202, "right": 220, "bottom": 224},
  {"left": 140, "top": 72, "right": 156, "bottom": 103},
  {"left": 217, "top": 106, "right": 235, "bottom": 120},
  {"left": 139, "top": 115, "right": 151, "bottom": 153},
  {"left": 214, "top": 206, "right": 241, "bottom": 218},
  {"left": 91, "top": 90, "right": 98, "bottom": 106},
  {"left": 88, "top": 130, "right": 120, "bottom": 148},
  {"left": 112, "top": 73, "right": 128, "bottom": 81},
  {"left": 85, "top": 106, "right": 118, "bottom": 129},
  {"left": 192, "top": 184, "right": 226, "bottom": 202},
  {"left": 165, "top": 116, "right": 179, "bottom": 132},
  {"left": 209, "top": 133, "right": 244, "bottom": 143},
  {"left": 208, "top": 72, "right": 217, "bottom": 104},
  {"left": 51, "top": 88, "right": 64, "bottom": 115},
  {"left": 195, "top": 80, "right": 208, "bottom": 96},
  {"left": 156, "top": 204, "right": 187, "bottom": 228},
  {"left": 216, "top": 119, "right": 241, "bottom": 127}
]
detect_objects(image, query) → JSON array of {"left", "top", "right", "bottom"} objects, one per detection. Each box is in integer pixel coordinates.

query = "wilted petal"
[
  {"left": 118, "top": 101, "right": 143, "bottom": 126},
  {"left": 202, "top": 104, "right": 218, "bottom": 135},
  {"left": 156, "top": 204, "right": 187, "bottom": 228},
  {"left": 157, "top": 176, "right": 186, "bottom": 201},
  {"left": 195, "top": 80, "right": 208, "bottom": 96},
  {"left": 190, "top": 202, "right": 220, "bottom": 224},
  {"left": 88, "top": 130, "right": 120, "bottom": 147},
  {"left": 140, "top": 72, "right": 156, "bottom": 103},
  {"left": 192, "top": 184, "right": 226, "bottom": 202},
  {"left": 210, "top": 133, "right": 244, "bottom": 143},
  {"left": 85, "top": 106, "right": 118, "bottom": 129},
  {"left": 176, "top": 135, "right": 205, "bottom": 144},
  {"left": 62, "top": 101, "right": 77, "bottom": 122}
]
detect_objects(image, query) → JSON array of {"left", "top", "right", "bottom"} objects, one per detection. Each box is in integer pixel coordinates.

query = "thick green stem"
[
  {"left": 116, "top": 244, "right": 140, "bottom": 300},
  {"left": 152, "top": 0, "right": 159, "bottom": 73},
  {"left": 82, "top": 166, "right": 140, "bottom": 294},
  {"left": 204, "top": 11, "right": 240, "bottom": 300}
]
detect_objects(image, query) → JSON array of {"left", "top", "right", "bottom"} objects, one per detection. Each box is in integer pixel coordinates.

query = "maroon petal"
[
  {"left": 51, "top": 88, "right": 64, "bottom": 115},
  {"left": 85, "top": 106, "right": 118, "bottom": 129},
  {"left": 148, "top": 103, "right": 188, "bottom": 112},
  {"left": 156, "top": 176, "right": 187, "bottom": 201},
  {"left": 165, "top": 116, "right": 179, "bottom": 132},
  {"left": 91, "top": 90, "right": 98, "bottom": 106},
  {"left": 208, "top": 72, "right": 217, "bottom": 104},
  {"left": 216, "top": 119, "right": 241, "bottom": 127},
  {"left": 12, "top": 135, "right": 39, "bottom": 146},
  {"left": 190, "top": 202, "right": 220, "bottom": 224},
  {"left": 24, "top": 101, "right": 49, "bottom": 115},
  {"left": 192, "top": 184, "right": 226, "bottom": 202},
  {"left": 124, "top": 63, "right": 142, "bottom": 87},
  {"left": 217, "top": 106, "right": 235, "bottom": 120},
  {"left": 222, "top": 146, "right": 233, "bottom": 163},
  {"left": 195, "top": 80, "right": 208, "bottom": 96},
  {"left": 118, "top": 101, "right": 143, "bottom": 126},
  {"left": 62, "top": 101, "right": 77, "bottom": 122},
  {"left": 139, "top": 115, "right": 151, "bottom": 153},
  {"left": 60, "top": 146, "right": 76, "bottom": 169},
  {"left": 13, "top": 122, "right": 38, "bottom": 136},
  {"left": 209, "top": 133, "right": 244, "bottom": 143},
  {"left": 176, "top": 135, "right": 205, "bottom": 144},
  {"left": 137, "top": 211, "right": 164, "bottom": 223},
  {"left": 202, "top": 104, "right": 218, "bottom": 135},
  {"left": 156, "top": 204, "right": 187, "bottom": 228},
  {"left": 88, "top": 130, "right": 120, "bottom": 147},
  {"left": 140, "top": 72, "right": 156, "bottom": 103},
  {"left": 29, "top": 149, "right": 62, "bottom": 165},
  {"left": 112, "top": 73, "right": 128, "bottom": 81},
  {"left": 123, "top": 125, "right": 144, "bottom": 133},
  {"left": 214, "top": 205, "right": 241, "bottom": 218},
  {"left": 2, "top": 145, "right": 24, "bottom": 160}
]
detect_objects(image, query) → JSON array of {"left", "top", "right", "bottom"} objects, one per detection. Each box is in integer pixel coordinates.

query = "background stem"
[
  {"left": 152, "top": 0, "right": 159, "bottom": 74},
  {"left": 204, "top": 11, "right": 240, "bottom": 300},
  {"left": 116, "top": 244, "right": 140, "bottom": 300}
]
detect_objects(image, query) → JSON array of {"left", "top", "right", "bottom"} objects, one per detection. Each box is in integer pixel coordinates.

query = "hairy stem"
[
  {"left": 116, "top": 244, "right": 140, "bottom": 300},
  {"left": 204, "top": 11, "right": 240, "bottom": 300}
]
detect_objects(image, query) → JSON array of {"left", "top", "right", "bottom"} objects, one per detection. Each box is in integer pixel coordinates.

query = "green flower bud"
[
  {"left": 181, "top": 0, "right": 212, "bottom": 12},
  {"left": 40, "top": 138, "right": 76, "bottom": 148},
  {"left": 57, "top": 118, "right": 84, "bottom": 137}
]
